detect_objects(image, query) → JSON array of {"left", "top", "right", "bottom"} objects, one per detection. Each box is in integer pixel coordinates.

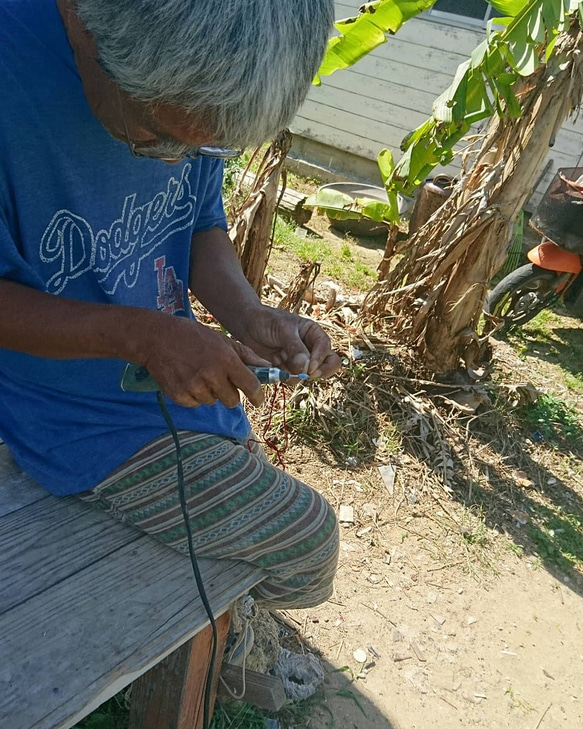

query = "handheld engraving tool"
[{"left": 121, "top": 363, "right": 309, "bottom": 392}]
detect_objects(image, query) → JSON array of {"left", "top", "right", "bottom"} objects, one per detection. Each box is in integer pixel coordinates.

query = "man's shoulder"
[{"left": 0, "top": 0, "right": 71, "bottom": 73}]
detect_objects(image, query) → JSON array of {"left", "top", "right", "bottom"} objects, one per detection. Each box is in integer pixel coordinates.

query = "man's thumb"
[{"left": 280, "top": 335, "right": 310, "bottom": 374}]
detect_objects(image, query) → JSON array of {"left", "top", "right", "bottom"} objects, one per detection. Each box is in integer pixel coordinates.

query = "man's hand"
[
  {"left": 189, "top": 229, "right": 340, "bottom": 379},
  {"left": 142, "top": 316, "right": 268, "bottom": 409},
  {"left": 237, "top": 305, "right": 341, "bottom": 379}
]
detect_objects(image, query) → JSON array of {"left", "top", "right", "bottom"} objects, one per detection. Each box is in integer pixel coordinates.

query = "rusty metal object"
[{"left": 408, "top": 174, "right": 455, "bottom": 236}]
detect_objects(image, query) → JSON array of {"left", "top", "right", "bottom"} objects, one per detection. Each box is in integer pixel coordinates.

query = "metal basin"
[{"left": 319, "top": 182, "right": 411, "bottom": 237}]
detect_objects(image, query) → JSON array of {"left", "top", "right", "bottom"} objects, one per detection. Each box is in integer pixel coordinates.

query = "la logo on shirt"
[{"left": 154, "top": 255, "right": 185, "bottom": 314}]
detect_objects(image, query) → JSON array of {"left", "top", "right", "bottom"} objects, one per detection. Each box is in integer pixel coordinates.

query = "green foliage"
[
  {"left": 74, "top": 695, "right": 128, "bottom": 729},
  {"left": 316, "top": 0, "right": 437, "bottom": 81},
  {"left": 520, "top": 393, "right": 583, "bottom": 448},
  {"left": 210, "top": 701, "right": 268, "bottom": 729},
  {"left": 504, "top": 308, "right": 583, "bottom": 394},
  {"left": 490, "top": 0, "right": 529, "bottom": 13},
  {"left": 389, "top": 0, "right": 583, "bottom": 202},
  {"left": 315, "top": 0, "right": 583, "bottom": 222},
  {"left": 304, "top": 188, "right": 365, "bottom": 221},
  {"left": 304, "top": 152, "right": 400, "bottom": 224},
  {"left": 274, "top": 218, "right": 376, "bottom": 289},
  {"left": 222, "top": 157, "right": 246, "bottom": 202}
]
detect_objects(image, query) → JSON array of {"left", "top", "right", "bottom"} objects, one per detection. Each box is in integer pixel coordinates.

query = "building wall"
[{"left": 291, "top": 3, "right": 583, "bottom": 209}]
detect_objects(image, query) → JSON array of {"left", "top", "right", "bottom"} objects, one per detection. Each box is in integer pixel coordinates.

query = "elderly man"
[{"left": 0, "top": 0, "right": 339, "bottom": 612}]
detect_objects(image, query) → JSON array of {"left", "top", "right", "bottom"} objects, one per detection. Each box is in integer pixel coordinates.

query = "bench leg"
[{"left": 129, "top": 610, "right": 231, "bottom": 729}]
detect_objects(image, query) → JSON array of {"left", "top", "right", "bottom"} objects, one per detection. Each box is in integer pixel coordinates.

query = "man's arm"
[
  {"left": 188, "top": 226, "right": 263, "bottom": 342},
  {"left": 0, "top": 279, "right": 264, "bottom": 408},
  {"left": 0, "top": 279, "right": 153, "bottom": 361}
]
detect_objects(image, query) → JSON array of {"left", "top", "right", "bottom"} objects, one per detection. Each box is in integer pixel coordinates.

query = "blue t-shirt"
[{"left": 0, "top": 0, "right": 250, "bottom": 496}]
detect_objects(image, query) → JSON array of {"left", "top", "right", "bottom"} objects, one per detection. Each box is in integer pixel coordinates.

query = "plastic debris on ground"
[{"left": 270, "top": 648, "right": 325, "bottom": 701}]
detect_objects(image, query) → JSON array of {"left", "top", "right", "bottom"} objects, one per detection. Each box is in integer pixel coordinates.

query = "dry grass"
[{"left": 244, "top": 300, "right": 583, "bottom": 583}]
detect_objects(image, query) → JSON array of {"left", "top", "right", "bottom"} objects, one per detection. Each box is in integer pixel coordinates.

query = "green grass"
[
  {"left": 528, "top": 503, "right": 583, "bottom": 574},
  {"left": 223, "top": 163, "right": 377, "bottom": 291},
  {"left": 74, "top": 697, "right": 274, "bottom": 729},
  {"left": 75, "top": 690, "right": 326, "bottom": 729},
  {"left": 274, "top": 218, "right": 376, "bottom": 290},
  {"left": 563, "top": 372, "right": 583, "bottom": 395},
  {"left": 505, "top": 309, "right": 583, "bottom": 393},
  {"left": 222, "top": 157, "right": 247, "bottom": 203},
  {"left": 504, "top": 685, "right": 535, "bottom": 714},
  {"left": 520, "top": 393, "right": 583, "bottom": 450},
  {"left": 210, "top": 701, "right": 269, "bottom": 729},
  {"left": 74, "top": 694, "right": 128, "bottom": 729}
]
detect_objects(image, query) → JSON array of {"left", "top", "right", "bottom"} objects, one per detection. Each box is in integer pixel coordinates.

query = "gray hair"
[{"left": 76, "top": 0, "right": 335, "bottom": 148}]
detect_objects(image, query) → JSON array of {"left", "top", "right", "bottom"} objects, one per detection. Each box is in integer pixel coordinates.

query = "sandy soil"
[
  {"left": 279, "top": 447, "right": 582, "bottom": 729},
  {"left": 250, "top": 212, "right": 583, "bottom": 729}
]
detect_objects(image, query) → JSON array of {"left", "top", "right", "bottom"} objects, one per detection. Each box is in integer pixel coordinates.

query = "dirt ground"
[
  {"left": 255, "top": 215, "right": 583, "bottom": 729},
  {"left": 277, "top": 443, "right": 582, "bottom": 729}
]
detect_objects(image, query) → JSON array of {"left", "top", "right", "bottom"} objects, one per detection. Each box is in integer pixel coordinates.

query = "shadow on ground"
[
  {"left": 284, "top": 342, "right": 583, "bottom": 601},
  {"left": 501, "top": 311, "right": 583, "bottom": 382},
  {"left": 324, "top": 222, "right": 388, "bottom": 252},
  {"left": 460, "top": 410, "right": 583, "bottom": 591},
  {"left": 302, "top": 656, "right": 396, "bottom": 729}
]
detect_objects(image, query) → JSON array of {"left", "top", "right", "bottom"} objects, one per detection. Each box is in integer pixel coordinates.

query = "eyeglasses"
[{"left": 117, "top": 90, "right": 242, "bottom": 162}]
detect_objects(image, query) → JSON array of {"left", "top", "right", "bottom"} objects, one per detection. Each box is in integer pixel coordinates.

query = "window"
[{"left": 429, "top": 0, "right": 493, "bottom": 25}]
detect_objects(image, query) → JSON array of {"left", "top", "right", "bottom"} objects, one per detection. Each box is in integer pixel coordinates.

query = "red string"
[{"left": 247, "top": 384, "right": 289, "bottom": 471}]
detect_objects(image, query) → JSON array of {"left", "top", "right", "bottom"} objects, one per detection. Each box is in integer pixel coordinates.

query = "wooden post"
[{"left": 129, "top": 611, "right": 231, "bottom": 729}]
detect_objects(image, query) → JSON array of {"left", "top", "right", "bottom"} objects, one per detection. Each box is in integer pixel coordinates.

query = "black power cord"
[{"left": 156, "top": 391, "right": 218, "bottom": 729}]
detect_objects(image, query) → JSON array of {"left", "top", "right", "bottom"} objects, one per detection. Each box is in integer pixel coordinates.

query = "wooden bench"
[{"left": 0, "top": 444, "right": 266, "bottom": 729}]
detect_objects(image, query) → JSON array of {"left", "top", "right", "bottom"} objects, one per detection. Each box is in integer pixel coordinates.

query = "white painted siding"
[{"left": 292, "top": 3, "right": 583, "bottom": 209}]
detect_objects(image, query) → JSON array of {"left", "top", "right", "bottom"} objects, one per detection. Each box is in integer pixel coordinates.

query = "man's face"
[
  {"left": 114, "top": 92, "right": 218, "bottom": 163},
  {"left": 56, "top": 0, "right": 238, "bottom": 164}
]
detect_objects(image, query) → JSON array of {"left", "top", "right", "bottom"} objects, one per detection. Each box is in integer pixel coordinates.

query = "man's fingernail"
[
  {"left": 293, "top": 355, "right": 310, "bottom": 373},
  {"left": 312, "top": 369, "right": 322, "bottom": 379}
]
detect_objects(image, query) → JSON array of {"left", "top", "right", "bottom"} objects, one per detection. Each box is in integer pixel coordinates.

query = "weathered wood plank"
[
  {"left": 550, "top": 126, "right": 583, "bottom": 160},
  {"left": 237, "top": 171, "right": 312, "bottom": 225},
  {"left": 329, "top": 49, "right": 456, "bottom": 96},
  {"left": 344, "top": 31, "right": 475, "bottom": 77},
  {"left": 0, "top": 496, "right": 140, "bottom": 613},
  {"left": 319, "top": 68, "right": 437, "bottom": 120},
  {"left": 129, "top": 611, "right": 231, "bottom": 729},
  {"left": 298, "top": 100, "right": 414, "bottom": 151},
  {"left": 311, "top": 83, "right": 430, "bottom": 135},
  {"left": 218, "top": 665, "right": 287, "bottom": 712},
  {"left": 291, "top": 115, "right": 462, "bottom": 178},
  {"left": 394, "top": 16, "right": 486, "bottom": 56},
  {"left": 0, "top": 537, "right": 264, "bottom": 729},
  {"left": 0, "top": 444, "right": 47, "bottom": 517}
]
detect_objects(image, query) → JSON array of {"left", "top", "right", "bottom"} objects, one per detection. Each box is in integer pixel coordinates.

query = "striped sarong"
[{"left": 78, "top": 432, "right": 339, "bottom": 609}]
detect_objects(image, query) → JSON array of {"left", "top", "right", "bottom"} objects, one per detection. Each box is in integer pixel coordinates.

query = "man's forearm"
[
  {"left": 189, "top": 227, "right": 264, "bottom": 341},
  {"left": 0, "top": 279, "right": 156, "bottom": 362}
]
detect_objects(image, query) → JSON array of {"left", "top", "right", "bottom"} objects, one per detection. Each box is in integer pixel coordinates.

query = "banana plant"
[
  {"left": 307, "top": 0, "right": 437, "bottom": 223},
  {"left": 306, "top": 0, "right": 583, "bottom": 224},
  {"left": 315, "top": 0, "right": 437, "bottom": 80}
]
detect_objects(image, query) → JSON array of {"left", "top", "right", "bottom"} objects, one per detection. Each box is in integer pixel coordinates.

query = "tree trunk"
[
  {"left": 230, "top": 131, "right": 292, "bottom": 293},
  {"left": 362, "top": 21, "right": 583, "bottom": 374},
  {"left": 377, "top": 224, "right": 400, "bottom": 281}
]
